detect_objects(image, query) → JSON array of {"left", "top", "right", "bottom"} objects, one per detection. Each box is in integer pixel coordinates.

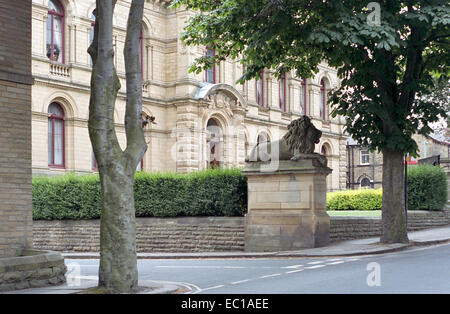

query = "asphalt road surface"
[{"left": 65, "top": 243, "right": 450, "bottom": 294}]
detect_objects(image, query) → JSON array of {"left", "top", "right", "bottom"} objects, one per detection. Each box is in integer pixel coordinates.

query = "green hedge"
[
  {"left": 326, "top": 189, "right": 383, "bottom": 211},
  {"left": 32, "top": 168, "right": 247, "bottom": 220},
  {"left": 407, "top": 164, "right": 448, "bottom": 211},
  {"left": 327, "top": 165, "right": 448, "bottom": 211}
]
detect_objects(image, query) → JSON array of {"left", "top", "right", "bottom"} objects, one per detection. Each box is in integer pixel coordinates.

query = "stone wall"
[
  {"left": 330, "top": 210, "right": 450, "bottom": 241},
  {"left": 0, "top": 250, "right": 66, "bottom": 291},
  {"left": 32, "top": 211, "right": 449, "bottom": 252},
  {"left": 34, "top": 217, "right": 245, "bottom": 253},
  {"left": 0, "top": 0, "right": 33, "bottom": 258}
]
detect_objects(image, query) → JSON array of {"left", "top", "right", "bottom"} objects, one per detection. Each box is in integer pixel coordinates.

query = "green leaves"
[
  {"left": 32, "top": 169, "right": 248, "bottom": 220},
  {"left": 407, "top": 165, "right": 448, "bottom": 211},
  {"left": 327, "top": 164, "right": 448, "bottom": 211},
  {"left": 326, "top": 189, "right": 383, "bottom": 211},
  {"left": 174, "top": 0, "right": 449, "bottom": 156}
]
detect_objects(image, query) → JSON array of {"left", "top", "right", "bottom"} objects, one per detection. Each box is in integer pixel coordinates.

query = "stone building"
[
  {"left": 0, "top": 0, "right": 34, "bottom": 257},
  {"left": 346, "top": 134, "right": 450, "bottom": 189},
  {"left": 31, "top": 0, "right": 348, "bottom": 191}
]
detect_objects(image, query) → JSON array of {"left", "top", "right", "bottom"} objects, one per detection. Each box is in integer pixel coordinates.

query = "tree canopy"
[{"left": 172, "top": 0, "right": 449, "bottom": 156}]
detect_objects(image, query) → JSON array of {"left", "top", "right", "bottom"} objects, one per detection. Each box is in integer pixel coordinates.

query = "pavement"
[{"left": 3, "top": 225, "right": 450, "bottom": 294}]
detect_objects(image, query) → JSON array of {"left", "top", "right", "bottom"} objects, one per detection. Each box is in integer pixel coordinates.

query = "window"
[
  {"left": 279, "top": 71, "right": 286, "bottom": 112},
  {"left": 321, "top": 145, "right": 327, "bottom": 156},
  {"left": 207, "top": 119, "right": 222, "bottom": 169},
  {"left": 256, "top": 71, "right": 264, "bottom": 106},
  {"left": 360, "top": 178, "right": 371, "bottom": 189},
  {"left": 257, "top": 132, "right": 269, "bottom": 145},
  {"left": 301, "top": 78, "right": 307, "bottom": 115},
  {"left": 46, "top": 0, "right": 64, "bottom": 63},
  {"left": 48, "top": 103, "right": 65, "bottom": 167},
  {"left": 320, "top": 79, "right": 326, "bottom": 120},
  {"left": 205, "top": 47, "right": 215, "bottom": 83},
  {"left": 360, "top": 149, "right": 370, "bottom": 165}
]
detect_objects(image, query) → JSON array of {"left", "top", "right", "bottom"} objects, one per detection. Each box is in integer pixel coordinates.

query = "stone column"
[
  {"left": 243, "top": 159, "right": 331, "bottom": 251},
  {"left": 174, "top": 103, "right": 202, "bottom": 173}
]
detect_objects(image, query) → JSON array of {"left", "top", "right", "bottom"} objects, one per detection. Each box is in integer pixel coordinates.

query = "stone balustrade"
[{"left": 49, "top": 63, "right": 70, "bottom": 78}]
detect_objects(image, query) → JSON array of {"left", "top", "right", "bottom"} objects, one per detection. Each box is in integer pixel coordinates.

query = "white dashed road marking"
[
  {"left": 326, "top": 261, "right": 345, "bottom": 265},
  {"left": 282, "top": 264, "right": 303, "bottom": 269},
  {"left": 307, "top": 261, "right": 324, "bottom": 265},
  {"left": 195, "top": 285, "right": 225, "bottom": 293},
  {"left": 305, "top": 265, "right": 326, "bottom": 270},
  {"left": 285, "top": 269, "right": 304, "bottom": 274},
  {"left": 231, "top": 279, "right": 251, "bottom": 285},
  {"left": 259, "top": 273, "right": 282, "bottom": 279}
]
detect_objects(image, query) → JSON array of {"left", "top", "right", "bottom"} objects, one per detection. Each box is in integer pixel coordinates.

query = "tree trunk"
[
  {"left": 98, "top": 168, "right": 138, "bottom": 292},
  {"left": 380, "top": 148, "right": 409, "bottom": 243},
  {"left": 88, "top": 0, "right": 146, "bottom": 293}
]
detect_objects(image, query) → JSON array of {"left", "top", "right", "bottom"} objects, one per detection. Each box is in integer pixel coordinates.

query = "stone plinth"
[
  {"left": 0, "top": 250, "right": 66, "bottom": 291},
  {"left": 243, "top": 159, "right": 331, "bottom": 251}
]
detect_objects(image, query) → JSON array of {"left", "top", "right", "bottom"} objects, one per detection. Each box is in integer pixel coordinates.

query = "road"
[{"left": 65, "top": 243, "right": 450, "bottom": 294}]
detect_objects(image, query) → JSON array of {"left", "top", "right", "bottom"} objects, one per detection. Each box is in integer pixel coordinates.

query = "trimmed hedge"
[
  {"left": 32, "top": 168, "right": 247, "bottom": 220},
  {"left": 407, "top": 164, "right": 448, "bottom": 211},
  {"left": 326, "top": 189, "right": 383, "bottom": 211},
  {"left": 32, "top": 165, "right": 448, "bottom": 219},
  {"left": 326, "top": 165, "right": 448, "bottom": 211}
]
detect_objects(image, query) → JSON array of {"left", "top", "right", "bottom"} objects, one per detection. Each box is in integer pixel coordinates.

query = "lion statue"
[{"left": 245, "top": 115, "right": 327, "bottom": 167}]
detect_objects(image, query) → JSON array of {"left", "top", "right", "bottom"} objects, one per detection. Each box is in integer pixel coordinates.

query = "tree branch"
[
  {"left": 88, "top": 0, "right": 123, "bottom": 170},
  {"left": 123, "top": 0, "right": 147, "bottom": 167}
]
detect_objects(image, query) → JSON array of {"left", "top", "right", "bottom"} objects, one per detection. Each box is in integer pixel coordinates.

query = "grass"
[{"left": 327, "top": 210, "right": 381, "bottom": 217}]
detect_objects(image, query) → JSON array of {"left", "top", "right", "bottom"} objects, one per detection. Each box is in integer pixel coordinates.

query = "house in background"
[{"left": 346, "top": 133, "right": 450, "bottom": 189}]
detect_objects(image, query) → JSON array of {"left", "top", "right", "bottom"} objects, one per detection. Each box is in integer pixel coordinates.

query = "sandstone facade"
[{"left": 31, "top": 0, "right": 347, "bottom": 191}]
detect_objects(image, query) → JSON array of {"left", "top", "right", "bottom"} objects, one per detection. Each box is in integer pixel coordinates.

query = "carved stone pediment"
[
  {"left": 195, "top": 83, "right": 247, "bottom": 109},
  {"left": 206, "top": 90, "right": 245, "bottom": 112}
]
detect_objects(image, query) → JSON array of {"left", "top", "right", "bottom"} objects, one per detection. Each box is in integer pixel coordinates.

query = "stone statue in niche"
[{"left": 246, "top": 115, "right": 327, "bottom": 167}]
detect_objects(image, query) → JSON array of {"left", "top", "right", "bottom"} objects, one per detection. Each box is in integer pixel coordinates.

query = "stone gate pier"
[{"left": 243, "top": 159, "right": 332, "bottom": 251}]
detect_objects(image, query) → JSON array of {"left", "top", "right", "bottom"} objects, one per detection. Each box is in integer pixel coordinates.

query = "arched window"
[
  {"left": 256, "top": 71, "right": 264, "bottom": 106},
  {"left": 301, "top": 78, "right": 307, "bottom": 115},
  {"left": 48, "top": 103, "right": 65, "bottom": 167},
  {"left": 360, "top": 177, "right": 371, "bottom": 189},
  {"left": 207, "top": 118, "right": 222, "bottom": 169},
  {"left": 320, "top": 79, "right": 326, "bottom": 120},
  {"left": 46, "top": 0, "right": 65, "bottom": 63},
  {"left": 205, "top": 46, "right": 215, "bottom": 83},
  {"left": 279, "top": 71, "right": 286, "bottom": 112},
  {"left": 321, "top": 145, "right": 327, "bottom": 156},
  {"left": 257, "top": 132, "right": 269, "bottom": 145}
]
